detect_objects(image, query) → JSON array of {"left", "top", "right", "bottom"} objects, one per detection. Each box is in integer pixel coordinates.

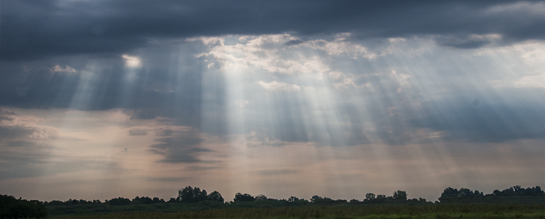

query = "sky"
[{"left": 1, "top": 0, "right": 544, "bottom": 202}]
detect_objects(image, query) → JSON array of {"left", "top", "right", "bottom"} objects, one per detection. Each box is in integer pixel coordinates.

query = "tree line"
[
  {"left": 438, "top": 185, "right": 544, "bottom": 203},
  {"left": 0, "top": 194, "right": 47, "bottom": 219},
  {"left": 39, "top": 185, "right": 544, "bottom": 206},
  {"left": 1, "top": 185, "right": 543, "bottom": 218}
]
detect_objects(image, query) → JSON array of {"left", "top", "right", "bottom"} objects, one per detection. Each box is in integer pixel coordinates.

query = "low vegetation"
[
  {"left": 1, "top": 185, "right": 543, "bottom": 218},
  {"left": 49, "top": 204, "right": 545, "bottom": 219}
]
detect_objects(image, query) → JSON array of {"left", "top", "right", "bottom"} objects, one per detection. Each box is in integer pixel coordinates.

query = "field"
[{"left": 49, "top": 204, "right": 545, "bottom": 219}]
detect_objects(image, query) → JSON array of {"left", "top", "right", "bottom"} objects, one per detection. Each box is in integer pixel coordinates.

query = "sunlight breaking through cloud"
[
  {"left": 1, "top": 1, "right": 544, "bottom": 202},
  {"left": 122, "top": 55, "right": 142, "bottom": 68}
]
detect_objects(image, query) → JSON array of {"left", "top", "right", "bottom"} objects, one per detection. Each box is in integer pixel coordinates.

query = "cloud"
[
  {"left": 145, "top": 176, "right": 189, "bottom": 182},
  {"left": 1, "top": 24, "right": 544, "bottom": 148},
  {"left": 256, "top": 169, "right": 298, "bottom": 176},
  {"left": 0, "top": 108, "right": 58, "bottom": 142},
  {"left": 51, "top": 65, "right": 77, "bottom": 73},
  {"left": 0, "top": 108, "right": 16, "bottom": 121},
  {"left": 190, "top": 148, "right": 213, "bottom": 152},
  {"left": 0, "top": 151, "right": 123, "bottom": 180},
  {"left": 411, "top": 92, "right": 545, "bottom": 143},
  {"left": 148, "top": 128, "right": 215, "bottom": 163},
  {"left": 156, "top": 129, "right": 175, "bottom": 137},
  {"left": 128, "top": 129, "right": 147, "bottom": 136},
  {"left": 0, "top": 109, "right": 125, "bottom": 180},
  {"left": 285, "top": 39, "right": 304, "bottom": 46},
  {"left": 121, "top": 55, "right": 141, "bottom": 68},
  {"left": 300, "top": 33, "right": 377, "bottom": 58},
  {"left": 0, "top": 40, "right": 208, "bottom": 129},
  {"left": 3, "top": 1, "right": 545, "bottom": 61},
  {"left": 434, "top": 34, "right": 502, "bottom": 49},
  {"left": 245, "top": 131, "right": 286, "bottom": 147},
  {"left": 185, "top": 165, "right": 219, "bottom": 171},
  {"left": 5, "top": 140, "right": 40, "bottom": 147},
  {"left": 258, "top": 81, "right": 301, "bottom": 92},
  {"left": 1, "top": 1, "right": 544, "bottom": 201}
]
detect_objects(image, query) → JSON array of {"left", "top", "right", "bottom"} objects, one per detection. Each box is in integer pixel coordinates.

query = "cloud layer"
[
  {"left": 1, "top": 0, "right": 544, "bottom": 202},
  {"left": 2, "top": 1, "right": 545, "bottom": 61}
]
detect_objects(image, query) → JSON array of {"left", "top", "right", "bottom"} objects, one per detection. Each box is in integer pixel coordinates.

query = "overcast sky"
[{"left": 1, "top": 0, "right": 544, "bottom": 202}]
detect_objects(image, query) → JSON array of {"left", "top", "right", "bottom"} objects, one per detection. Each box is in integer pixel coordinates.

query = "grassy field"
[{"left": 49, "top": 204, "right": 545, "bottom": 219}]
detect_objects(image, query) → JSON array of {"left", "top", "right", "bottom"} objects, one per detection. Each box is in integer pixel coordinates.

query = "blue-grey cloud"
[
  {"left": 413, "top": 89, "right": 545, "bottom": 143},
  {"left": 0, "top": 109, "right": 16, "bottom": 121},
  {"left": 149, "top": 133, "right": 215, "bottom": 163},
  {"left": 2, "top": 0, "right": 545, "bottom": 61}
]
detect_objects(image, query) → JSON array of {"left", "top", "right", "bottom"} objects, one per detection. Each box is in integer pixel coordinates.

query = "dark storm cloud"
[
  {"left": 0, "top": 41, "right": 209, "bottom": 129},
  {"left": 2, "top": 0, "right": 545, "bottom": 61},
  {"left": 434, "top": 35, "right": 496, "bottom": 49}
]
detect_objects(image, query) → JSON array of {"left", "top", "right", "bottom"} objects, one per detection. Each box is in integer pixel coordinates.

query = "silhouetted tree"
[
  {"left": 109, "top": 197, "right": 131, "bottom": 205},
  {"left": 529, "top": 186, "right": 544, "bottom": 196},
  {"left": 490, "top": 185, "right": 544, "bottom": 197},
  {"left": 207, "top": 191, "right": 224, "bottom": 202},
  {"left": 439, "top": 187, "right": 459, "bottom": 201},
  {"left": 133, "top": 196, "right": 153, "bottom": 204},
  {"left": 310, "top": 195, "right": 322, "bottom": 203},
  {"left": 152, "top": 197, "right": 165, "bottom": 203},
  {"left": 288, "top": 196, "right": 300, "bottom": 202},
  {"left": 459, "top": 188, "right": 473, "bottom": 197},
  {"left": 178, "top": 186, "right": 208, "bottom": 203},
  {"left": 234, "top": 193, "right": 255, "bottom": 202},
  {"left": 365, "top": 193, "right": 376, "bottom": 201},
  {"left": 0, "top": 195, "right": 47, "bottom": 218},
  {"left": 310, "top": 195, "right": 334, "bottom": 204},
  {"left": 255, "top": 194, "right": 268, "bottom": 201},
  {"left": 349, "top": 199, "right": 361, "bottom": 203},
  {"left": 393, "top": 190, "right": 407, "bottom": 201},
  {"left": 440, "top": 187, "right": 490, "bottom": 203}
]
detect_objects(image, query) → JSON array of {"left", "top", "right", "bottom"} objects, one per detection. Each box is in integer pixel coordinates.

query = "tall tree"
[
  {"left": 234, "top": 193, "right": 255, "bottom": 202},
  {"left": 178, "top": 186, "right": 208, "bottom": 203},
  {"left": 365, "top": 193, "right": 376, "bottom": 201},
  {"left": 207, "top": 191, "right": 224, "bottom": 202},
  {"left": 393, "top": 190, "right": 407, "bottom": 201}
]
